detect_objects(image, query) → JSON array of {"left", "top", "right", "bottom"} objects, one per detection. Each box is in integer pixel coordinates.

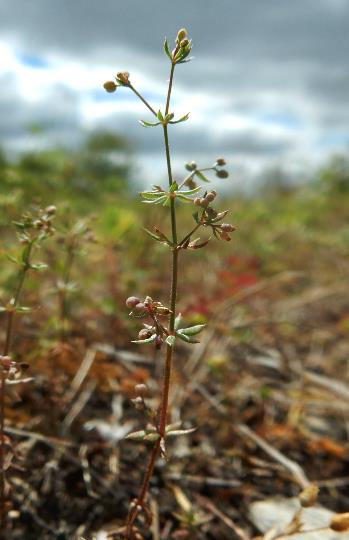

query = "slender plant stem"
[
  {"left": 125, "top": 62, "right": 178, "bottom": 538},
  {"left": 0, "top": 242, "right": 33, "bottom": 535},
  {"left": 128, "top": 84, "right": 157, "bottom": 117}
]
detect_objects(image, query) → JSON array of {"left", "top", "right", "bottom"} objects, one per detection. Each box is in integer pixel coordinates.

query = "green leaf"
[
  {"left": 139, "top": 119, "right": 161, "bottom": 128},
  {"left": 6, "top": 255, "right": 19, "bottom": 265},
  {"left": 166, "top": 427, "right": 197, "bottom": 437},
  {"left": 16, "top": 306, "right": 32, "bottom": 313},
  {"left": 163, "top": 38, "right": 172, "bottom": 60},
  {"left": 169, "top": 181, "right": 179, "bottom": 192},
  {"left": 176, "top": 330, "right": 199, "bottom": 344},
  {"left": 165, "top": 335, "right": 176, "bottom": 347},
  {"left": 195, "top": 170, "right": 210, "bottom": 182},
  {"left": 125, "top": 430, "right": 146, "bottom": 440},
  {"left": 30, "top": 263, "right": 48, "bottom": 271},
  {"left": 142, "top": 228, "right": 162, "bottom": 241},
  {"left": 157, "top": 109, "right": 164, "bottom": 122},
  {"left": 174, "top": 313, "right": 183, "bottom": 330},
  {"left": 180, "top": 324, "right": 206, "bottom": 336},
  {"left": 179, "top": 186, "right": 201, "bottom": 195},
  {"left": 131, "top": 334, "right": 157, "bottom": 344},
  {"left": 140, "top": 191, "right": 166, "bottom": 200},
  {"left": 192, "top": 211, "right": 200, "bottom": 224},
  {"left": 162, "top": 196, "right": 171, "bottom": 207},
  {"left": 169, "top": 112, "right": 190, "bottom": 124},
  {"left": 143, "top": 432, "right": 160, "bottom": 441},
  {"left": 142, "top": 195, "right": 168, "bottom": 205}
]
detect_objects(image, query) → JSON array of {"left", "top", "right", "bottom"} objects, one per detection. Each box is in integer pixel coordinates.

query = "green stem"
[
  {"left": 128, "top": 84, "right": 157, "bottom": 117},
  {"left": 0, "top": 241, "right": 33, "bottom": 535}
]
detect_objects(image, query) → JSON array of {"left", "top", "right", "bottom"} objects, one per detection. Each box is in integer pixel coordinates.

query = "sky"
[{"left": 0, "top": 0, "right": 348, "bottom": 189}]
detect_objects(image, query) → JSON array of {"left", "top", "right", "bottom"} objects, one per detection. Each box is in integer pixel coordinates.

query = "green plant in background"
[
  {"left": 104, "top": 28, "right": 235, "bottom": 538},
  {"left": 0, "top": 206, "right": 56, "bottom": 535},
  {"left": 53, "top": 214, "right": 96, "bottom": 342}
]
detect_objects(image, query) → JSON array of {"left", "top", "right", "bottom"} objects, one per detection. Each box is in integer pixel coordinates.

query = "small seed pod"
[
  {"left": 138, "top": 329, "right": 153, "bottom": 340},
  {"left": 216, "top": 169, "right": 229, "bottom": 179},
  {"left": 299, "top": 485, "right": 319, "bottom": 508},
  {"left": 330, "top": 513, "right": 349, "bottom": 532},
  {"left": 194, "top": 197, "right": 202, "bottom": 206},
  {"left": 216, "top": 158, "right": 226, "bottom": 166},
  {"left": 204, "top": 191, "right": 216, "bottom": 203},
  {"left": 185, "top": 161, "right": 196, "bottom": 171},
  {"left": 45, "top": 205, "right": 57, "bottom": 215},
  {"left": 126, "top": 296, "right": 141, "bottom": 308},
  {"left": 134, "top": 302, "right": 146, "bottom": 314},
  {"left": 116, "top": 71, "right": 130, "bottom": 85},
  {"left": 220, "top": 223, "right": 236, "bottom": 233},
  {"left": 103, "top": 81, "right": 117, "bottom": 93},
  {"left": 135, "top": 383, "right": 149, "bottom": 397}
]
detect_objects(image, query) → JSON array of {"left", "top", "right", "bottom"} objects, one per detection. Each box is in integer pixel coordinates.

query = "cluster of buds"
[
  {"left": 193, "top": 190, "right": 236, "bottom": 241},
  {"left": 126, "top": 295, "right": 171, "bottom": 318},
  {"left": 163, "top": 29, "right": 192, "bottom": 65},
  {"left": 214, "top": 157, "right": 229, "bottom": 179},
  {"left": 103, "top": 71, "right": 130, "bottom": 93},
  {"left": 14, "top": 206, "right": 56, "bottom": 245},
  {"left": 126, "top": 296, "right": 173, "bottom": 349},
  {"left": 194, "top": 190, "right": 217, "bottom": 207}
]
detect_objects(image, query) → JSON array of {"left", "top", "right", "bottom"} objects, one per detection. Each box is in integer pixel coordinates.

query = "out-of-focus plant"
[
  {"left": 53, "top": 215, "right": 96, "bottom": 342},
  {"left": 0, "top": 206, "right": 56, "bottom": 535},
  {"left": 104, "top": 28, "right": 235, "bottom": 538}
]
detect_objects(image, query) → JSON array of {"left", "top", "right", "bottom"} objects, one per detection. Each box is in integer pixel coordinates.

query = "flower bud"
[
  {"left": 45, "top": 205, "right": 57, "bottom": 215},
  {"left": 138, "top": 329, "right": 153, "bottom": 340},
  {"left": 176, "top": 29, "right": 188, "bottom": 43},
  {"left": 126, "top": 296, "right": 141, "bottom": 308},
  {"left": 180, "top": 38, "right": 190, "bottom": 48},
  {"left": 216, "top": 169, "right": 229, "bottom": 179},
  {"left": 134, "top": 302, "right": 146, "bottom": 313},
  {"left": 185, "top": 161, "right": 197, "bottom": 171},
  {"left": 194, "top": 197, "right": 202, "bottom": 206},
  {"left": 103, "top": 81, "right": 117, "bottom": 93},
  {"left": 330, "top": 513, "right": 349, "bottom": 532},
  {"left": 135, "top": 383, "right": 148, "bottom": 397},
  {"left": 220, "top": 223, "right": 236, "bottom": 233},
  {"left": 204, "top": 191, "right": 216, "bottom": 203},
  {"left": 216, "top": 158, "right": 226, "bottom": 166},
  {"left": 299, "top": 485, "right": 319, "bottom": 508},
  {"left": 116, "top": 71, "right": 130, "bottom": 85}
]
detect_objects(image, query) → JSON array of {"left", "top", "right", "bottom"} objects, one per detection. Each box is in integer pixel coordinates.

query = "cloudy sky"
[{"left": 0, "top": 0, "right": 348, "bottom": 189}]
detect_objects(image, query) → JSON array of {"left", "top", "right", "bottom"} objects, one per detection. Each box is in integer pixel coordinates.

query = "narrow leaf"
[
  {"left": 131, "top": 334, "right": 157, "bottom": 344},
  {"left": 125, "top": 430, "right": 146, "bottom": 440},
  {"left": 163, "top": 38, "right": 172, "bottom": 60},
  {"left": 174, "top": 313, "right": 183, "bottom": 331},
  {"left": 165, "top": 335, "right": 176, "bottom": 347},
  {"left": 166, "top": 427, "right": 197, "bottom": 437},
  {"left": 195, "top": 170, "right": 210, "bottom": 182},
  {"left": 179, "top": 186, "right": 201, "bottom": 195},
  {"left": 180, "top": 324, "right": 206, "bottom": 336},
  {"left": 169, "top": 112, "right": 190, "bottom": 125},
  {"left": 139, "top": 120, "right": 161, "bottom": 128}
]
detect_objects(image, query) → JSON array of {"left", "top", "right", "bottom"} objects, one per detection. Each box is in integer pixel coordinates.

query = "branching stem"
[{"left": 125, "top": 62, "right": 178, "bottom": 539}]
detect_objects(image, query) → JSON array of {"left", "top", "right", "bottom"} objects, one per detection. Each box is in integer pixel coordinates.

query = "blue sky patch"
[{"left": 17, "top": 53, "right": 50, "bottom": 69}]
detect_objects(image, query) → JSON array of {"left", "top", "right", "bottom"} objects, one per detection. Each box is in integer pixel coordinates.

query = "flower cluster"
[{"left": 14, "top": 206, "right": 56, "bottom": 243}]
